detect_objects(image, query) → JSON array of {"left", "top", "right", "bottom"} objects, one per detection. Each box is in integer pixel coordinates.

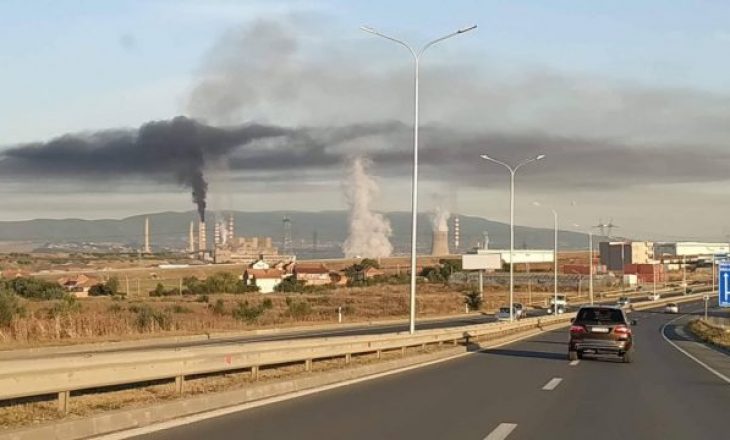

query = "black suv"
[{"left": 569, "top": 306, "right": 636, "bottom": 363}]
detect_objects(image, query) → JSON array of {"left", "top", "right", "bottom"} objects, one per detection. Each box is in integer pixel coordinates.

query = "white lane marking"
[
  {"left": 484, "top": 423, "right": 518, "bottom": 440},
  {"left": 569, "top": 360, "right": 580, "bottom": 366},
  {"left": 661, "top": 314, "right": 730, "bottom": 385},
  {"left": 542, "top": 377, "right": 563, "bottom": 390}
]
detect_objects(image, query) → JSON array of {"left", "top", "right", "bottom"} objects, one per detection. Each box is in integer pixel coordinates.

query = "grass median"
[{"left": 687, "top": 319, "right": 730, "bottom": 350}]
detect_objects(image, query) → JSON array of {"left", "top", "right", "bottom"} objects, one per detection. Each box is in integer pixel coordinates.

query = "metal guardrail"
[{"left": 0, "top": 292, "right": 707, "bottom": 414}]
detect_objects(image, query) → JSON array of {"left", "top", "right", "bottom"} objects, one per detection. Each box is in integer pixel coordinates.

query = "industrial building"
[
  {"left": 599, "top": 241, "right": 655, "bottom": 271},
  {"left": 215, "top": 236, "right": 285, "bottom": 264},
  {"left": 654, "top": 242, "right": 730, "bottom": 259},
  {"left": 470, "top": 249, "right": 554, "bottom": 264}
]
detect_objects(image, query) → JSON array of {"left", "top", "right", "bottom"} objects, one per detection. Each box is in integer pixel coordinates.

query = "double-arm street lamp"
[
  {"left": 480, "top": 154, "right": 545, "bottom": 321},
  {"left": 361, "top": 25, "right": 477, "bottom": 334}
]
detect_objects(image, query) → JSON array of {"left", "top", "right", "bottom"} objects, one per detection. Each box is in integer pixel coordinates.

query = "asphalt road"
[{"left": 135, "top": 299, "right": 729, "bottom": 440}]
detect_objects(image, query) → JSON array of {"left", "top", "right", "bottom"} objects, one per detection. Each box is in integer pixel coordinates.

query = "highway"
[
  {"left": 1, "top": 288, "right": 697, "bottom": 360},
  {"left": 134, "top": 300, "right": 729, "bottom": 440}
]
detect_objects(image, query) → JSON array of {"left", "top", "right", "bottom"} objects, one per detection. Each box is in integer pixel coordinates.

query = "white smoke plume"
[
  {"left": 342, "top": 156, "right": 393, "bottom": 258},
  {"left": 432, "top": 206, "right": 450, "bottom": 232}
]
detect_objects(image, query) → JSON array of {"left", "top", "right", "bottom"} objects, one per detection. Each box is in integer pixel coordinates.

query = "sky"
[{"left": 2, "top": 0, "right": 730, "bottom": 241}]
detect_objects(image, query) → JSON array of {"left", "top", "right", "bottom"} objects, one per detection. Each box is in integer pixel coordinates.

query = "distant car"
[
  {"left": 547, "top": 295, "right": 567, "bottom": 315},
  {"left": 497, "top": 307, "right": 513, "bottom": 321},
  {"left": 513, "top": 303, "right": 527, "bottom": 319},
  {"left": 617, "top": 296, "right": 631, "bottom": 308},
  {"left": 649, "top": 293, "right": 661, "bottom": 301},
  {"left": 665, "top": 303, "right": 679, "bottom": 314},
  {"left": 569, "top": 305, "right": 637, "bottom": 363}
]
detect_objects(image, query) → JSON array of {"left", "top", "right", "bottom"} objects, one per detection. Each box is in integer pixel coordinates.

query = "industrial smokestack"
[
  {"left": 453, "top": 216, "right": 460, "bottom": 252},
  {"left": 198, "top": 220, "right": 207, "bottom": 256},
  {"left": 431, "top": 207, "right": 450, "bottom": 256},
  {"left": 214, "top": 223, "right": 221, "bottom": 246},
  {"left": 227, "top": 214, "right": 235, "bottom": 241},
  {"left": 188, "top": 221, "right": 195, "bottom": 255},
  {"left": 143, "top": 217, "right": 151, "bottom": 254}
]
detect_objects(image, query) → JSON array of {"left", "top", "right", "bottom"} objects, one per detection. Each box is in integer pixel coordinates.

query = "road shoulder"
[{"left": 662, "top": 314, "right": 730, "bottom": 384}]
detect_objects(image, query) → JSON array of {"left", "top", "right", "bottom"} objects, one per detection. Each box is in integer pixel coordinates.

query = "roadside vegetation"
[{"left": 687, "top": 319, "right": 730, "bottom": 349}]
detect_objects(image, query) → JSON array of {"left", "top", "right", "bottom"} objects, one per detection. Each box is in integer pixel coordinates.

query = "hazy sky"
[{"left": 2, "top": 0, "right": 730, "bottom": 241}]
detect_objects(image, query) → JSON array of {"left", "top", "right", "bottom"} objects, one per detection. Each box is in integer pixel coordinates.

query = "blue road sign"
[{"left": 719, "top": 262, "right": 730, "bottom": 307}]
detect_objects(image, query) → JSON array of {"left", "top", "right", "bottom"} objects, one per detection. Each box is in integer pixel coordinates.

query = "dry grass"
[
  {"left": 0, "top": 344, "right": 448, "bottom": 430},
  {"left": 688, "top": 319, "right": 730, "bottom": 349},
  {"left": 0, "top": 284, "right": 470, "bottom": 349}
]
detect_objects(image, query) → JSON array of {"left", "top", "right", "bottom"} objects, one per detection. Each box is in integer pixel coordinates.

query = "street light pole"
[
  {"left": 589, "top": 230, "right": 594, "bottom": 305},
  {"left": 362, "top": 25, "right": 476, "bottom": 334},
  {"left": 481, "top": 154, "right": 545, "bottom": 321},
  {"left": 573, "top": 223, "right": 594, "bottom": 305},
  {"left": 536, "top": 202, "right": 558, "bottom": 313}
]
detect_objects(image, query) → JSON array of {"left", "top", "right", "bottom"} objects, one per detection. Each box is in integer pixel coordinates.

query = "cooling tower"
[{"left": 431, "top": 230, "right": 450, "bottom": 256}]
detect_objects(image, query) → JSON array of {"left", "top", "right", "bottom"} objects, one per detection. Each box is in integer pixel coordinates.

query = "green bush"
[
  {"left": 285, "top": 297, "right": 311, "bottom": 318},
  {"left": 2, "top": 277, "right": 66, "bottom": 300},
  {"left": 232, "top": 300, "right": 267, "bottom": 323},
  {"left": 463, "top": 291, "right": 483, "bottom": 311},
  {"left": 275, "top": 277, "right": 307, "bottom": 293},
  {"left": 0, "top": 292, "right": 25, "bottom": 327},
  {"left": 48, "top": 295, "right": 81, "bottom": 318},
  {"left": 210, "top": 299, "right": 226, "bottom": 315},
  {"left": 183, "top": 273, "right": 257, "bottom": 295},
  {"left": 167, "top": 304, "right": 192, "bottom": 314},
  {"left": 134, "top": 305, "right": 172, "bottom": 331},
  {"left": 196, "top": 294, "right": 210, "bottom": 303},
  {"left": 261, "top": 298, "right": 273, "bottom": 309}
]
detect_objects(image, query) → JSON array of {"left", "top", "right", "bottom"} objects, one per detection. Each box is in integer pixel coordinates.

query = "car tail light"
[
  {"left": 614, "top": 325, "right": 631, "bottom": 336},
  {"left": 570, "top": 325, "right": 586, "bottom": 334}
]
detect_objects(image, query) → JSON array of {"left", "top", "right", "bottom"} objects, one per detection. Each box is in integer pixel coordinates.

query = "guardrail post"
[
  {"left": 452, "top": 339, "right": 458, "bottom": 346},
  {"left": 345, "top": 353, "right": 352, "bottom": 364},
  {"left": 376, "top": 350, "right": 382, "bottom": 359},
  {"left": 251, "top": 365, "right": 259, "bottom": 380},
  {"left": 401, "top": 346, "right": 406, "bottom": 356},
  {"left": 58, "top": 390, "right": 70, "bottom": 414},
  {"left": 305, "top": 359, "right": 312, "bottom": 371},
  {"left": 421, "top": 343, "right": 427, "bottom": 350},
  {"left": 175, "top": 375, "right": 184, "bottom": 394}
]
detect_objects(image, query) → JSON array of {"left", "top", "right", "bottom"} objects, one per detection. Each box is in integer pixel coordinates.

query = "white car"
[
  {"left": 649, "top": 293, "right": 661, "bottom": 301},
  {"left": 547, "top": 295, "right": 567, "bottom": 315},
  {"left": 665, "top": 303, "right": 679, "bottom": 314}
]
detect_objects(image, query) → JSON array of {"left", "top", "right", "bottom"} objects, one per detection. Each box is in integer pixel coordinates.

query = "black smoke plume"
[{"left": 1, "top": 116, "right": 289, "bottom": 221}]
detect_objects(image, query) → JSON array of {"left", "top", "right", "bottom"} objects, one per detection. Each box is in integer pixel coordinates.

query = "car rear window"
[
  {"left": 499, "top": 308, "right": 510, "bottom": 313},
  {"left": 575, "top": 308, "right": 625, "bottom": 324}
]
